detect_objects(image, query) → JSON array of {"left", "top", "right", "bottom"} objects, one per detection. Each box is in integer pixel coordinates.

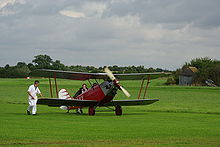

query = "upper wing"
[
  {"left": 106, "top": 99, "right": 159, "bottom": 106},
  {"left": 114, "top": 73, "right": 170, "bottom": 80},
  {"left": 37, "top": 98, "right": 98, "bottom": 107},
  {"left": 30, "top": 69, "right": 106, "bottom": 81},
  {"left": 30, "top": 69, "right": 171, "bottom": 81}
]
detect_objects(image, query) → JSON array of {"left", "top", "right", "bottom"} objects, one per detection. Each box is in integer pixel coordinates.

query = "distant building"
[{"left": 179, "top": 66, "right": 198, "bottom": 86}]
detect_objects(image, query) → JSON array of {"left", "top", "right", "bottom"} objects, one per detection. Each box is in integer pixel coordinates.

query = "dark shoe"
[
  {"left": 32, "top": 114, "right": 37, "bottom": 116},
  {"left": 80, "top": 109, "right": 83, "bottom": 114},
  {"left": 76, "top": 108, "right": 83, "bottom": 114},
  {"left": 27, "top": 110, "right": 30, "bottom": 115}
]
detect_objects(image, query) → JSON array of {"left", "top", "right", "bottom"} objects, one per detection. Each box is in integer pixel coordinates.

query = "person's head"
[
  {"left": 82, "top": 83, "right": 87, "bottom": 89},
  {"left": 34, "top": 80, "right": 40, "bottom": 87}
]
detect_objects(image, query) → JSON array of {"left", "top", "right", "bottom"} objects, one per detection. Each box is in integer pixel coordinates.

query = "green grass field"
[{"left": 0, "top": 78, "right": 220, "bottom": 146}]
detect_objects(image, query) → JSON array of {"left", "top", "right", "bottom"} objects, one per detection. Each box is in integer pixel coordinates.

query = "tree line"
[
  {"left": 0, "top": 54, "right": 169, "bottom": 78},
  {"left": 1, "top": 55, "right": 219, "bottom": 86}
]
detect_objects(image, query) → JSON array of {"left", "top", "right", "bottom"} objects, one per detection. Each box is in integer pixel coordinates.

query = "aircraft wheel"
[
  {"left": 115, "top": 105, "right": 122, "bottom": 116},
  {"left": 88, "top": 106, "right": 95, "bottom": 116}
]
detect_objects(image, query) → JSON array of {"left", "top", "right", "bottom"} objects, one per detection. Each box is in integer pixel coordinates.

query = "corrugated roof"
[
  {"left": 188, "top": 66, "right": 198, "bottom": 73},
  {"left": 180, "top": 66, "right": 198, "bottom": 76}
]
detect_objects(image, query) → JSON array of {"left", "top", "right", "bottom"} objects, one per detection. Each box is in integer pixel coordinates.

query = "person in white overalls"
[{"left": 27, "top": 80, "right": 42, "bottom": 115}]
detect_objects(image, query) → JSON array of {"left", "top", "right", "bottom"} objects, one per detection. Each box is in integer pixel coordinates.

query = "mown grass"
[{"left": 0, "top": 78, "right": 219, "bottom": 146}]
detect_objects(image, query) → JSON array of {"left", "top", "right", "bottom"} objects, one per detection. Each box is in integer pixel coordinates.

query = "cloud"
[
  {"left": 59, "top": 1, "right": 107, "bottom": 19},
  {"left": 0, "top": 0, "right": 25, "bottom": 16},
  {"left": 107, "top": 0, "right": 220, "bottom": 29},
  {"left": 0, "top": 0, "right": 24, "bottom": 9},
  {"left": 59, "top": 10, "right": 85, "bottom": 18},
  {"left": 82, "top": 2, "right": 106, "bottom": 18},
  {"left": 0, "top": 0, "right": 220, "bottom": 70}
]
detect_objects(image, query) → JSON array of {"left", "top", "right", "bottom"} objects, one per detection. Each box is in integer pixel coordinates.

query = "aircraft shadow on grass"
[{"left": 9, "top": 111, "right": 151, "bottom": 117}]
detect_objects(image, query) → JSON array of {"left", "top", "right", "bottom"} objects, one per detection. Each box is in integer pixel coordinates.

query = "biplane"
[{"left": 30, "top": 68, "right": 170, "bottom": 116}]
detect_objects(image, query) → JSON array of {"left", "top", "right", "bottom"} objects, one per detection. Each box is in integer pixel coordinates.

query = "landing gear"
[
  {"left": 88, "top": 106, "right": 95, "bottom": 116},
  {"left": 115, "top": 105, "right": 122, "bottom": 116}
]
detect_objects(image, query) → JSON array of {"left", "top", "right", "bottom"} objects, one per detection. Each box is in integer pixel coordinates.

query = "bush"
[{"left": 166, "top": 76, "right": 176, "bottom": 85}]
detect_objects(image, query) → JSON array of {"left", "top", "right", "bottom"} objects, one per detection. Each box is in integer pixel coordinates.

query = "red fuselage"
[{"left": 75, "top": 81, "right": 118, "bottom": 106}]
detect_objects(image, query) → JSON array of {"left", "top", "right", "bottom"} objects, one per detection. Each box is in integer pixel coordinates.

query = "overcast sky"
[{"left": 0, "top": 0, "right": 220, "bottom": 70}]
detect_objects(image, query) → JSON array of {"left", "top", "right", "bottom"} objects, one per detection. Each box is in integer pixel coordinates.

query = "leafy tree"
[
  {"left": 52, "top": 60, "right": 66, "bottom": 70},
  {"left": 32, "top": 54, "right": 53, "bottom": 69},
  {"left": 184, "top": 57, "right": 214, "bottom": 69},
  {"left": 209, "top": 64, "right": 220, "bottom": 86},
  {"left": 14, "top": 65, "right": 30, "bottom": 78},
  {"left": 0, "top": 67, "right": 7, "bottom": 78},
  {"left": 136, "top": 66, "right": 145, "bottom": 73},
  {"left": 27, "top": 63, "right": 36, "bottom": 71},
  {"left": 156, "top": 68, "right": 163, "bottom": 72},
  {"left": 16, "top": 62, "right": 26, "bottom": 67},
  {"left": 147, "top": 67, "right": 155, "bottom": 72},
  {"left": 4, "top": 64, "right": 10, "bottom": 70}
]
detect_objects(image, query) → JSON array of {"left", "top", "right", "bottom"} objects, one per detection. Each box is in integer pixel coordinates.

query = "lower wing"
[
  {"left": 37, "top": 98, "right": 158, "bottom": 107},
  {"left": 37, "top": 98, "right": 98, "bottom": 107},
  {"left": 106, "top": 99, "right": 159, "bottom": 106}
]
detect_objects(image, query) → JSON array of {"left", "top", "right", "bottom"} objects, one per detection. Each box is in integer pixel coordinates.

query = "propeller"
[
  {"left": 104, "top": 67, "right": 116, "bottom": 81},
  {"left": 104, "top": 67, "right": 131, "bottom": 97},
  {"left": 120, "top": 86, "right": 131, "bottom": 97}
]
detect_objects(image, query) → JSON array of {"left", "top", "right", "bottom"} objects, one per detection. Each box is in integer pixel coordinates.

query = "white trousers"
[{"left": 27, "top": 99, "right": 37, "bottom": 114}]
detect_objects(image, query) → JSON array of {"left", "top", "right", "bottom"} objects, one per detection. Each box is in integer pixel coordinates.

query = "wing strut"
[
  {"left": 88, "top": 79, "right": 92, "bottom": 87},
  {"left": 143, "top": 75, "right": 151, "bottom": 99},
  {"left": 48, "top": 76, "right": 53, "bottom": 98},
  {"left": 137, "top": 79, "right": 145, "bottom": 99},
  {"left": 54, "top": 72, "right": 59, "bottom": 98},
  {"left": 137, "top": 75, "right": 151, "bottom": 99}
]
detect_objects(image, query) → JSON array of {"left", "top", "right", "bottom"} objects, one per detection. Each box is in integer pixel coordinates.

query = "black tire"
[
  {"left": 115, "top": 105, "right": 122, "bottom": 116},
  {"left": 88, "top": 106, "right": 95, "bottom": 116}
]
